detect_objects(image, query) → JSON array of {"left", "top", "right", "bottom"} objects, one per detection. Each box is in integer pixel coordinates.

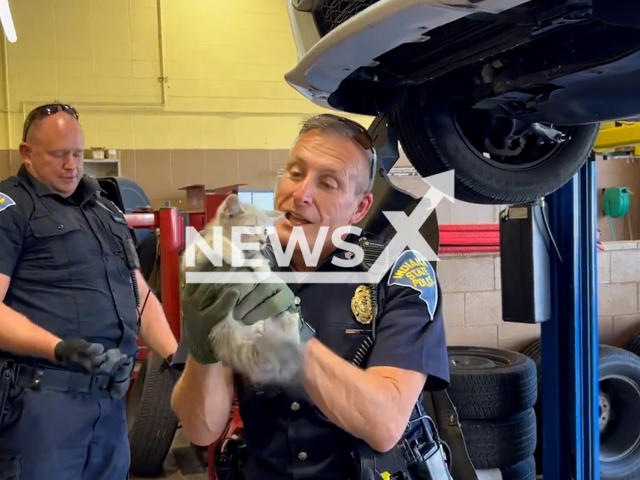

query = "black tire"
[
  {"left": 625, "top": 330, "right": 640, "bottom": 357},
  {"left": 394, "top": 83, "right": 601, "bottom": 205},
  {"left": 127, "top": 352, "right": 180, "bottom": 477},
  {"left": 501, "top": 456, "right": 536, "bottom": 480},
  {"left": 519, "top": 339, "right": 543, "bottom": 473},
  {"left": 599, "top": 345, "right": 640, "bottom": 480},
  {"left": 520, "top": 339, "right": 542, "bottom": 371},
  {"left": 522, "top": 341, "right": 640, "bottom": 480},
  {"left": 461, "top": 408, "right": 537, "bottom": 470},
  {"left": 447, "top": 346, "right": 538, "bottom": 420}
]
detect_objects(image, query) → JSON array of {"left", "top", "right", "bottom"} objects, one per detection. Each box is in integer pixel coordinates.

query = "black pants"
[{"left": 0, "top": 386, "right": 129, "bottom": 480}]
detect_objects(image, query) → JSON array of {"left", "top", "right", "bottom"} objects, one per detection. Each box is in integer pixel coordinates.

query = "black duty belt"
[{"left": 15, "top": 365, "right": 112, "bottom": 393}]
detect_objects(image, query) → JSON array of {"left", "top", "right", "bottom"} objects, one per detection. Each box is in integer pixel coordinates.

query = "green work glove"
[
  {"left": 181, "top": 283, "right": 242, "bottom": 365},
  {"left": 234, "top": 279, "right": 297, "bottom": 325},
  {"left": 181, "top": 272, "right": 297, "bottom": 364}
]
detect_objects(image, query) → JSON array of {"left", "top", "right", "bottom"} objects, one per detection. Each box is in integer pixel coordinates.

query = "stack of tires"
[
  {"left": 447, "top": 346, "right": 538, "bottom": 480},
  {"left": 520, "top": 338, "right": 640, "bottom": 480}
]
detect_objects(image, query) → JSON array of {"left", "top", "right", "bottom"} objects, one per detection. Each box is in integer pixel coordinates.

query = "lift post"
[
  {"left": 540, "top": 154, "right": 600, "bottom": 480},
  {"left": 125, "top": 207, "right": 184, "bottom": 343}
]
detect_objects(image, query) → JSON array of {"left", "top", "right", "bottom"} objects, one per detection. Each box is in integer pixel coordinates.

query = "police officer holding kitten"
[{"left": 171, "top": 113, "right": 450, "bottom": 480}]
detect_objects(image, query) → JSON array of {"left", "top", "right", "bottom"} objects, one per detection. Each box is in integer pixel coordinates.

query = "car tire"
[
  {"left": 447, "top": 346, "right": 538, "bottom": 420},
  {"left": 599, "top": 345, "right": 640, "bottom": 480},
  {"left": 394, "top": 83, "right": 601, "bottom": 205},
  {"left": 127, "top": 352, "right": 180, "bottom": 477},
  {"left": 460, "top": 408, "right": 537, "bottom": 470},
  {"left": 521, "top": 341, "right": 640, "bottom": 480},
  {"left": 501, "top": 456, "right": 536, "bottom": 480},
  {"left": 624, "top": 330, "right": 640, "bottom": 357},
  {"left": 519, "top": 339, "right": 543, "bottom": 473}
]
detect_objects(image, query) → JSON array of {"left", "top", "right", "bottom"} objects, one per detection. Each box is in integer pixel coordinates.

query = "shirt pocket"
[
  {"left": 106, "top": 216, "right": 137, "bottom": 282},
  {"left": 107, "top": 215, "right": 132, "bottom": 253},
  {"left": 27, "top": 215, "right": 83, "bottom": 267},
  {"left": 318, "top": 320, "right": 375, "bottom": 365}
]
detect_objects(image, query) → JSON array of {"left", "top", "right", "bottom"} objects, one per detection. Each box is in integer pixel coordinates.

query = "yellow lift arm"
[{"left": 595, "top": 121, "right": 640, "bottom": 154}]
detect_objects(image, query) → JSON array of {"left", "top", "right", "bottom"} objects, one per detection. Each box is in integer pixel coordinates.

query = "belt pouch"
[{"left": 0, "top": 359, "right": 15, "bottom": 427}]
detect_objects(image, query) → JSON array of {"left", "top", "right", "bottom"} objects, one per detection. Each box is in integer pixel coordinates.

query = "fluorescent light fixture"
[{"left": 0, "top": 0, "right": 16, "bottom": 43}]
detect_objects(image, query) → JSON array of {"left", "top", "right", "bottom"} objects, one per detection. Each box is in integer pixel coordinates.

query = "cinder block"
[
  {"left": 612, "top": 314, "right": 640, "bottom": 346},
  {"left": 494, "top": 257, "right": 502, "bottom": 291},
  {"left": 95, "top": 77, "right": 133, "bottom": 98},
  {"left": 169, "top": 79, "right": 203, "bottom": 98},
  {"left": 465, "top": 291, "right": 502, "bottom": 326},
  {"left": 598, "top": 251, "right": 611, "bottom": 284},
  {"left": 442, "top": 293, "right": 465, "bottom": 327},
  {"left": 598, "top": 316, "right": 616, "bottom": 345},
  {"left": 497, "top": 323, "right": 541, "bottom": 351},
  {"left": 92, "top": 1, "right": 132, "bottom": 61},
  {"left": 445, "top": 326, "right": 498, "bottom": 348},
  {"left": 599, "top": 283, "right": 639, "bottom": 316},
  {"left": 19, "top": 59, "right": 58, "bottom": 97},
  {"left": 610, "top": 250, "right": 640, "bottom": 283},
  {"left": 437, "top": 257, "right": 495, "bottom": 293},
  {"left": 130, "top": 6, "right": 160, "bottom": 61}
]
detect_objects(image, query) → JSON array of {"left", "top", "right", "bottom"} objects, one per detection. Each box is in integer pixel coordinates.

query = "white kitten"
[{"left": 183, "top": 194, "right": 304, "bottom": 387}]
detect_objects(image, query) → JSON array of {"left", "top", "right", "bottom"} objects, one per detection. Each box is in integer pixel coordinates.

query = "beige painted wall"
[
  {"left": 391, "top": 158, "right": 640, "bottom": 352},
  {"left": 437, "top": 242, "right": 640, "bottom": 352}
]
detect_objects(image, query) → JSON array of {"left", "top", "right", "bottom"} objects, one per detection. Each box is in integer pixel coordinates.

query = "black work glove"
[
  {"left": 54, "top": 339, "right": 127, "bottom": 376},
  {"left": 109, "top": 356, "right": 136, "bottom": 399}
]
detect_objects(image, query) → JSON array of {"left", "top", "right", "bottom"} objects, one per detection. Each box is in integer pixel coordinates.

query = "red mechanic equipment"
[{"left": 124, "top": 200, "right": 244, "bottom": 479}]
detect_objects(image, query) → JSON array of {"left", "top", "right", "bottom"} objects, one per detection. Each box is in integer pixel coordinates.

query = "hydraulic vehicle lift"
[
  {"left": 536, "top": 155, "right": 600, "bottom": 480},
  {"left": 365, "top": 114, "right": 601, "bottom": 480},
  {"left": 498, "top": 159, "right": 600, "bottom": 480}
]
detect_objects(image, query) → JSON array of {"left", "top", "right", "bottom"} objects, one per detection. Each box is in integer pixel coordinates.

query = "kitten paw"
[{"left": 251, "top": 320, "right": 266, "bottom": 335}]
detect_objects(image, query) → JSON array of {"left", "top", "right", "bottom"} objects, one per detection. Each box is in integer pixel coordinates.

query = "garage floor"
[
  {"left": 129, "top": 430, "right": 209, "bottom": 480},
  {"left": 129, "top": 431, "right": 506, "bottom": 480}
]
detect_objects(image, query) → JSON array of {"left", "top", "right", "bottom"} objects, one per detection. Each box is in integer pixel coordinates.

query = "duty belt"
[{"left": 15, "top": 365, "right": 112, "bottom": 393}]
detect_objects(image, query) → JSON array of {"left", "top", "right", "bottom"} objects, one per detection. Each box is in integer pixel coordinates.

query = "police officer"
[
  {"left": 171, "top": 113, "right": 450, "bottom": 480},
  {"left": 0, "top": 104, "right": 178, "bottom": 480}
]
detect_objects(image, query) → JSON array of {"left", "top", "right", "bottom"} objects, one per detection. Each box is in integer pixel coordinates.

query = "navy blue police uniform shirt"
[
  {"left": 173, "top": 231, "right": 450, "bottom": 480},
  {"left": 0, "top": 165, "right": 140, "bottom": 366}
]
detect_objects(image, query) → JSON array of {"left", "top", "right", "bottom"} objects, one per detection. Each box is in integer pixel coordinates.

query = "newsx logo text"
[{"left": 184, "top": 170, "right": 455, "bottom": 285}]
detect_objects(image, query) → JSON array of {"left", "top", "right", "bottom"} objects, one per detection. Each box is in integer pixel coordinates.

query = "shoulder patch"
[
  {"left": 387, "top": 249, "right": 438, "bottom": 320},
  {"left": 0, "top": 192, "right": 16, "bottom": 213}
]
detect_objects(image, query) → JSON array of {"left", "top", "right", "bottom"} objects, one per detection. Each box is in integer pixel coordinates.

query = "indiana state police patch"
[
  {"left": 0, "top": 192, "right": 16, "bottom": 213},
  {"left": 388, "top": 249, "right": 438, "bottom": 321}
]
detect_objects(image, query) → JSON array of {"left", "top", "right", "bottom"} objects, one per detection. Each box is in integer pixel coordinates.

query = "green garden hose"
[{"left": 601, "top": 186, "right": 632, "bottom": 240}]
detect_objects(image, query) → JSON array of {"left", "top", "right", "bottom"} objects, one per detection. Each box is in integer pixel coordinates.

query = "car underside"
[{"left": 285, "top": 0, "right": 640, "bottom": 204}]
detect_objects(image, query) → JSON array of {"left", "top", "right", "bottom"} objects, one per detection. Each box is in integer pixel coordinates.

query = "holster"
[
  {"left": 0, "top": 358, "right": 16, "bottom": 429},
  {"left": 423, "top": 390, "right": 479, "bottom": 480},
  {"left": 213, "top": 436, "right": 248, "bottom": 480},
  {"left": 353, "top": 395, "right": 454, "bottom": 480}
]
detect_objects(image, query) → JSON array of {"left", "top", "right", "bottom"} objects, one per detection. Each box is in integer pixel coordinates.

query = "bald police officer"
[
  {"left": 0, "top": 104, "right": 178, "bottom": 480},
  {"left": 171, "top": 113, "right": 450, "bottom": 480}
]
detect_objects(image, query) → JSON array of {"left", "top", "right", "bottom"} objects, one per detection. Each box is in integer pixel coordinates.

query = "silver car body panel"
[{"left": 285, "top": 0, "right": 533, "bottom": 110}]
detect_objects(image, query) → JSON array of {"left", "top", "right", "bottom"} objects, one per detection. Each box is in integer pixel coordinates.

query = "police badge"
[{"left": 351, "top": 285, "right": 374, "bottom": 325}]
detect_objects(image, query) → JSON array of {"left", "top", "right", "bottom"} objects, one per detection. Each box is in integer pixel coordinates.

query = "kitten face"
[{"left": 214, "top": 194, "right": 283, "bottom": 248}]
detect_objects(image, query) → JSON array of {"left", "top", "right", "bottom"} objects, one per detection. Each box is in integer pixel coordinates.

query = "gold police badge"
[{"left": 351, "top": 285, "right": 374, "bottom": 325}]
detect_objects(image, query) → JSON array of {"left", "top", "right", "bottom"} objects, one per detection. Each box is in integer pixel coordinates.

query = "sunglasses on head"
[
  {"left": 22, "top": 103, "right": 79, "bottom": 142},
  {"left": 316, "top": 114, "right": 378, "bottom": 188}
]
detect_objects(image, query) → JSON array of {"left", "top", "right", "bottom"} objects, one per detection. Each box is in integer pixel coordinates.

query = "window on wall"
[{"left": 238, "top": 190, "right": 275, "bottom": 211}]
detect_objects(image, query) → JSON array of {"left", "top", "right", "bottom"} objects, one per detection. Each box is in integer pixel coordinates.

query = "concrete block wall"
[{"left": 436, "top": 241, "right": 640, "bottom": 352}]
